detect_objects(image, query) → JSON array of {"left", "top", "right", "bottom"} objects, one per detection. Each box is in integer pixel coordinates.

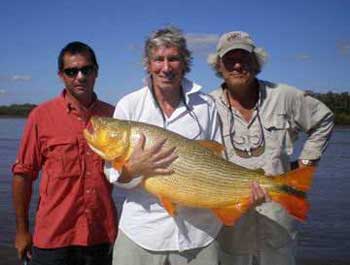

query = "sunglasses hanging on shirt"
[{"left": 225, "top": 89, "right": 265, "bottom": 158}]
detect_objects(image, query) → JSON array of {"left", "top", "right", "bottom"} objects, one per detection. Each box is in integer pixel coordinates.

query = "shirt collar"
[
  {"left": 218, "top": 79, "right": 266, "bottom": 109},
  {"left": 144, "top": 76, "right": 202, "bottom": 106},
  {"left": 61, "top": 89, "right": 98, "bottom": 114}
]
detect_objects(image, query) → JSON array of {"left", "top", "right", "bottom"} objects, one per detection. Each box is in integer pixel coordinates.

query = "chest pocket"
[
  {"left": 262, "top": 113, "right": 294, "bottom": 155},
  {"left": 44, "top": 137, "right": 81, "bottom": 178},
  {"left": 263, "top": 113, "right": 290, "bottom": 130}
]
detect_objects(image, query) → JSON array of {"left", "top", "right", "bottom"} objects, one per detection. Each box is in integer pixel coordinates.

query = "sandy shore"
[{"left": 1, "top": 245, "right": 349, "bottom": 265}]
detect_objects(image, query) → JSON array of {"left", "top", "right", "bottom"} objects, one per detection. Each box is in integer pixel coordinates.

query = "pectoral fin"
[
  {"left": 212, "top": 197, "right": 252, "bottom": 226},
  {"left": 196, "top": 140, "right": 225, "bottom": 157},
  {"left": 112, "top": 159, "right": 124, "bottom": 171},
  {"left": 159, "top": 197, "right": 176, "bottom": 216}
]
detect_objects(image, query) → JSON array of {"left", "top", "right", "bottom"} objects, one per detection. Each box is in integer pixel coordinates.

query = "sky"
[{"left": 0, "top": 0, "right": 349, "bottom": 106}]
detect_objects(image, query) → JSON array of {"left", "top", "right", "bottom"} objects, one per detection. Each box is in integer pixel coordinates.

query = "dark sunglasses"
[{"left": 63, "top": 65, "right": 95, "bottom": 78}]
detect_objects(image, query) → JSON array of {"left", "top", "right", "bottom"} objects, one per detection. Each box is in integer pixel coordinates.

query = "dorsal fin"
[
  {"left": 251, "top": 168, "right": 265, "bottom": 175},
  {"left": 196, "top": 140, "right": 225, "bottom": 157}
]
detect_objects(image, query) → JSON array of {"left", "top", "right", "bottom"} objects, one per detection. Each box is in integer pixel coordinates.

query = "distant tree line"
[
  {"left": 0, "top": 92, "right": 349, "bottom": 124},
  {"left": 0, "top": 104, "right": 37, "bottom": 117},
  {"left": 308, "top": 91, "right": 350, "bottom": 125}
]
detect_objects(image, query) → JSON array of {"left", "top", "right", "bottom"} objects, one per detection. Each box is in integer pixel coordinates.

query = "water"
[
  {"left": 1, "top": 118, "right": 349, "bottom": 260},
  {"left": 295, "top": 128, "right": 350, "bottom": 260}
]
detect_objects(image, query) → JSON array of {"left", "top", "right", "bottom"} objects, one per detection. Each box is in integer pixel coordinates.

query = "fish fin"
[
  {"left": 270, "top": 192, "right": 310, "bottom": 221},
  {"left": 274, "top": 166, "right": 315, "bottom": 192},
  {"left": 112, "top": 159, "right": 124, "bottom": 171},
  {"left": 196, "top": 140, "right": 225, "bottom": 157},
  {"left": 212, "top": 197, "right": 252, "bottom": 226},
  {"left": 159, "top": 197, "right": 176, "bottom": 216}
]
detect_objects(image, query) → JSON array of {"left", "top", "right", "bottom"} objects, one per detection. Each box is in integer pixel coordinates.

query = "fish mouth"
[
  {"left": 88, "top": 143, "right": 109, "bottom": 160},
  {"left": 83, "top": 127, "right": 110, "bottom": 161},
  {"left": 84, "top": 117, "right": 99, "bottom": 150},
  {"left": 84, "top": 117, "right": 96, "bottom": 141},
  {"left": 83, "top": 116, "right": 120, "bottom": 161},
  {"left": 85, "top": 124, "right": 95, "bottom": 136}
]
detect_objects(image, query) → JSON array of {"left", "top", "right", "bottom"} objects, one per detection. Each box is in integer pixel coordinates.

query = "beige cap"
[{"left": 217, "top": 31, "right": 255, "bottom": 57}]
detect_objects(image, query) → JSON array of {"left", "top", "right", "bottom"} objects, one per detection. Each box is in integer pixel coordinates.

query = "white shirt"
[{"left": 105, "top": 78, "right": 223, "bottom": 251}]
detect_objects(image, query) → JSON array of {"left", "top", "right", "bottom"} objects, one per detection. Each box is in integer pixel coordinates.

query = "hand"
[
  {"left": 250, "top": 181, "right": 271, "bottom": 207},
  {"left": 15, "top": 230, "right": 32, "bottom": 260},
  {"left": 121, "top": 134, "right": 178, "bottom": 182}
]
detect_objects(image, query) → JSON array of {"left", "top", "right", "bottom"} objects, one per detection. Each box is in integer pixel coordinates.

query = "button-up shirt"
[
  {"left": 12, "top": 90, "right": 117, "bottom": 248},
  {"left": 211, "top": 80, "right": 334, "bottom": 252},
  {"left": 105, "top": 78, "right": 222, "bottom": 251}
]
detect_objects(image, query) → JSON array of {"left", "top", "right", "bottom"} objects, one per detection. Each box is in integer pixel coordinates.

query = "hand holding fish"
[
  {"left": 119, "top": 133, "right": 178, "bottom": 183},
  {"left": 250, "top": 181, "right": 271, "bottom": 207}
]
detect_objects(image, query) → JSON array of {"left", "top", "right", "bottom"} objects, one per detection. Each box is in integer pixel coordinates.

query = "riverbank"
[{"left": 1, "top": 245, "right": 349, "bottom": 265}]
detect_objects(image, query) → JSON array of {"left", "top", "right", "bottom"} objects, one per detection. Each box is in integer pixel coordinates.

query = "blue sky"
[{"left": 1, "top": 0, "right": 349, "bottom": 105}]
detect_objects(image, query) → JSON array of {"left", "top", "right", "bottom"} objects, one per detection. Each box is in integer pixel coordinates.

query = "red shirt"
[{"left": 12, "top": 90, "right": 117, "bottom": 248}]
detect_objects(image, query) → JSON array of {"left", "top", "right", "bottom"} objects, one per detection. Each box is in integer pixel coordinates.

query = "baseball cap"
[{"left": 217, "top": 31, "right": 255, "bottom": 57}]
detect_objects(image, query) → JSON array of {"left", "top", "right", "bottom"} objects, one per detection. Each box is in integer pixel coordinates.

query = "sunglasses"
[
  {"left": 63, "top": 65, "right": 95, "bottom": 78},
  {"left": 225, "top": 89, "right": 265, "bottom": 158}
]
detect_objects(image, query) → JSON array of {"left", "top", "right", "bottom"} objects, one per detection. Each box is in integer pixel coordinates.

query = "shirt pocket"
[
  {"left": 44, "top": 136, "right": 81, "bottom": 178},
  {"left": 262, "top": 113, "right": 290, "bottom": 131},
  {"left": 261, "top": 114, "right": 294, "bottom": 175},
  {"left": 262, "top": 113, "right": 290, "bottom": 145}
]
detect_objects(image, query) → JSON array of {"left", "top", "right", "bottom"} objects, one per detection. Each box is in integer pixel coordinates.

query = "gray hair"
[
  {"left": 207, "top": 46, "right": 268, "bottom": 77},
  {"left": 144, "top": 26, "right": 192, "bottom": 74}
]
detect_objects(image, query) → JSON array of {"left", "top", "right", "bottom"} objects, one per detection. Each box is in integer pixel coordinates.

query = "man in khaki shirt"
[{"left": 209, "top": 31, "right": 334, "bottom": 265}]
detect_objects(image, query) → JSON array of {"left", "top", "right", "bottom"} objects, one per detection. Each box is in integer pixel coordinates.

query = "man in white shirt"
[
  {"left": 105, "top": 27, "right": 267, "bottom": 265},
  {"left": 105, "top": 26, "right": 223, "bottom": 265}
]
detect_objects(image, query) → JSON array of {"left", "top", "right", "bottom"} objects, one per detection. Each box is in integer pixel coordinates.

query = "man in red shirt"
[{"left": 12, "top": 41, "right": 117, "bottom": 265}]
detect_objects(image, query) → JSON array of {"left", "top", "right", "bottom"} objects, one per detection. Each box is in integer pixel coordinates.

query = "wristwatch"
[{"left": 300, "top": 159, "right": 318, "bottom": 166}]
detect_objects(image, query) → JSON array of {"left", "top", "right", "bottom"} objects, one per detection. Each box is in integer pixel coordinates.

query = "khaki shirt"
[{"left": 211, "top": 80, "right": 334, "bottom": 254}]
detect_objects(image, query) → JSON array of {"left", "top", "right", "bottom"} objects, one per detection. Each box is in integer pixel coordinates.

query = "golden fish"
[{"left": 84, "top": 116, "right": 315, "bottom": 225}]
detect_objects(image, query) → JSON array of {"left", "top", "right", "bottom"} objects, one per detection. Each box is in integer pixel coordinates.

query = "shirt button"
[
  {"left": 86, "top": 151, "right": 91, "bottom": 155},
  {"left": 85, "top": 209, "right": 90, "bottom": 213},
  {"left": 86, "top": 171, "right": 91, "bottom": 175},
  {"left": 86, "top": 189, "right": 90, "bottom": 194}
]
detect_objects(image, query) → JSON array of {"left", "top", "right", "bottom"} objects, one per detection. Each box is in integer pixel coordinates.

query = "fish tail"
[
  {"left": 268, "top": 166, "right": 316, "bottom": 221},
  {"left": 270, "top": 192, "right": 310, "bottom": 221},
  {"left": 274, "top": 166, "right": 315, "bottom": 192}
]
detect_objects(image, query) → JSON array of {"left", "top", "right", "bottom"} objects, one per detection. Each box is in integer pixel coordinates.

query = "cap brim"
[{"left": 219, "top": 43, "right": 254, "bottom": 57}]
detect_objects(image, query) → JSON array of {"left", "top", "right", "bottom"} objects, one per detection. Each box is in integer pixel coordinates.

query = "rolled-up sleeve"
[
  {"left": 12, "top": 111, "right": 42, "bottom": 180},
  {"left": 292, "top": 92, "right": 334, "bottom": 160}
]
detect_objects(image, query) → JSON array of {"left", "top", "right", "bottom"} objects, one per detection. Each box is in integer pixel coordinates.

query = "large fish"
[{"left": 84, "top": 116, "right": 315, "bottom": 226}]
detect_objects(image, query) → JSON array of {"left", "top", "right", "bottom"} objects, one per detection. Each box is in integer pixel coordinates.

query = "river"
[{"left": 0, "top": 118, "right": 349, "bottom": 261}]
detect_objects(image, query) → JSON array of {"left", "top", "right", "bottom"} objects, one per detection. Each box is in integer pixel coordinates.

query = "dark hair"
[{"left": 58, "top": 41, "right": 99, "bottom": 71}]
